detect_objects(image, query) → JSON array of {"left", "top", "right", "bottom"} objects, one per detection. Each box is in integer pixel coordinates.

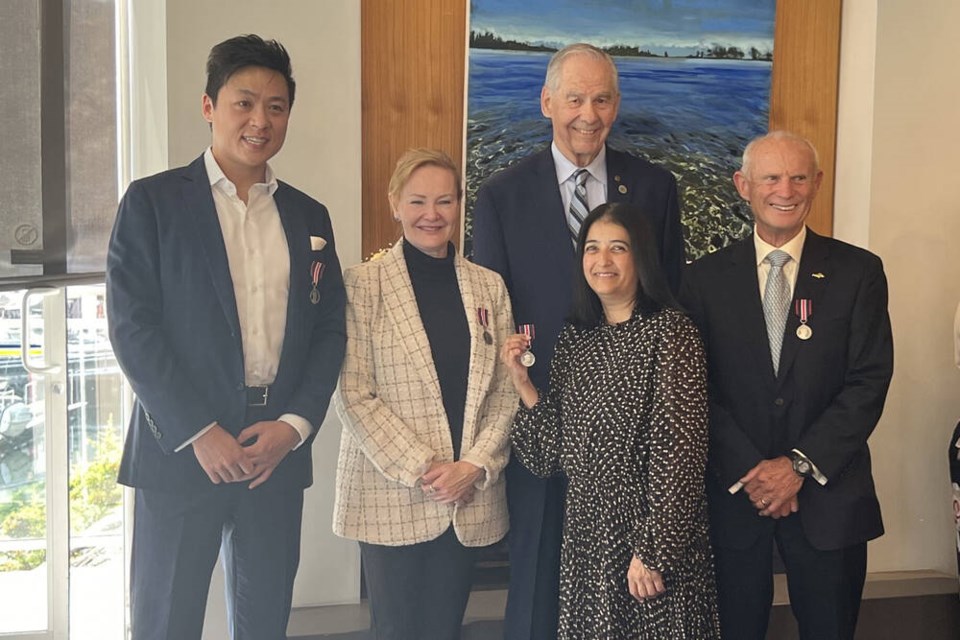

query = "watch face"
[{"left": 795, "top": 458, "right": 812, "bottom": 475}]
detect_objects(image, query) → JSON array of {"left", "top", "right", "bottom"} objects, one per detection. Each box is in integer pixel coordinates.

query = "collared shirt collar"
[
  {"left": 754, "top": 225, "right": 807, "bottom": 267},
  {"left": 551, "top": 142, "right": 608, "bottom": 187},
  {"left": 203, "top": 147, "right": 278, "bottom": 197}
]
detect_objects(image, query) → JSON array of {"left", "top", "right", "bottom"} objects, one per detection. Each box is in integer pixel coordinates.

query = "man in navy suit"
[
  {"left": 471, "top": 43, "right": 683, "bottom": 640},
  {"left": 106, "top": 35, "right": 345, "bottom": 640},
  {"left": 680, "top": 131, "right": 893, "bottom": 640}
]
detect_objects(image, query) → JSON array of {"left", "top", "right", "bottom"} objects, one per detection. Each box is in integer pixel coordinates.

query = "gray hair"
[
  {"left": 741, "top": 130, "right": 821, "bottom": 176},
  {"left": 544, "top": 43, "right": 620, "bottom": 95}
]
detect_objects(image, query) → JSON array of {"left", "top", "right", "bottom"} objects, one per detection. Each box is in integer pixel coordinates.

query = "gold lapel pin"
[
  {"left": 618, "top": 184, "right": 628, "bottom": 194},
  {"left": 812, "top": 273, "right": 825, "bottom": 279}
]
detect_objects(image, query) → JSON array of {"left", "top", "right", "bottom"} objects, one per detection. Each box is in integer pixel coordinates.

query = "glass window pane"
[
  {"left": 67, "top": 284, "right": 125, "bottom": 640},
  {"left": 0, "top": 289, "right": 49, "bottom": 634},
  {"left": 66, "top": 2, "right": 118, "bottom": 274},
  {"left": 0, "top": 2, "right": 43, "bottom": 281}
]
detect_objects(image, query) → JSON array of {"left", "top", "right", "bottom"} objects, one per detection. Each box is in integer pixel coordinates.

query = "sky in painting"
[{"left": 470, "top": 0, "right": 776, "bottom": 56}]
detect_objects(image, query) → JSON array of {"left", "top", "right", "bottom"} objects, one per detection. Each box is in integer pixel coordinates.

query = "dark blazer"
[
  {"left": 680, "top": 229, "right": 893, "bottom": 551},
  {"left": 107, "top": 154, "right": 346, "bottom": 493},
  {"left": 472, "top": 145, "right": 683, "bottom": 389}
]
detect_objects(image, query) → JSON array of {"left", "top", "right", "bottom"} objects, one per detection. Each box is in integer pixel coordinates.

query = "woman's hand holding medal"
[{"left": 500, "top": 331, "right": 540, "bottom": 409}]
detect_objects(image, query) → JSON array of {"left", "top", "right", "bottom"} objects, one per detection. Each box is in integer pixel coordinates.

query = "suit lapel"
[
  {"left": 380, "top": 242, "right": 444, "bottom": 404},
  {"left": 605, "top": 146, "right": 630, "bottom": 203},
  {"left": 275, "top": 183, "right": 310, "bottom": 369},
  {"left": 531, "top": 148, "right": 574, "bottom": 256},
  {"left": 777, "top": 230, "right": 830, "bottom": 384},
  {"left": 727, "top": 237, "right": 780, "bottom": 388},
  {"left": 456, "top": 256, "right": 495, "bottom": 445},
  {"left": 185, "top": 156, "right": 242, "bottom": 342}
]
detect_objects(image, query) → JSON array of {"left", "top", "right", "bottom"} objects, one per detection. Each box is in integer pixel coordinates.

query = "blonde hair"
[{"left": 387, "top": 148, "right": 463, "bottom": 203}]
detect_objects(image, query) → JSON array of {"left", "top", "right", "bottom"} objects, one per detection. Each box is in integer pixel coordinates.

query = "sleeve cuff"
[
  {"left": 792, "top": 448, "right": 828, "bottom": 486},
  {"left": 278, "top": 413, "right": 313, "bottom": 449},
  {"left": 175, "top": 421, "right": 218, "bottom": 452}
]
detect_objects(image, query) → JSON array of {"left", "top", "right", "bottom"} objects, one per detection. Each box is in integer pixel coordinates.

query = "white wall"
[
  {"left": 130, "top": 2, "right": 363, "bottom": 636},
  {"left": 835, "top": 0, "right": 960, "bottom": 577}
]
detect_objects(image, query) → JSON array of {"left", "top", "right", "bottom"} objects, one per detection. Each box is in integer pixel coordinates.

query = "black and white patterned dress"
[{"left": 512, "top": 307, "right": 721, "bottom": 639}]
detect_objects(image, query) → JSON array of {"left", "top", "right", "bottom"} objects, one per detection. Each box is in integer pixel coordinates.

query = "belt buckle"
[{"left": 248, "top": 385, "right": 269, "bottom": 407}]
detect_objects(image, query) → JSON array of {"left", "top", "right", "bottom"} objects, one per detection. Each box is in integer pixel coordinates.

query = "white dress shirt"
[
  {"left": 551, "top": 142, "right": 608, "bottom": 216},
  {"left": 175, "top": 149, "right": 311, "bottom": 450}
]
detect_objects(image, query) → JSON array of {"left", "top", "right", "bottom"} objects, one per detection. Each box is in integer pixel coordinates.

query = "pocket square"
[{"left": 310, "top": 235, "right": 327, "bottom": 251}]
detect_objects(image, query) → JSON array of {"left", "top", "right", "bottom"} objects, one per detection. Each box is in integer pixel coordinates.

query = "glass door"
[{"left": 0, "top": 285, "right": 126, "bottom": 639}]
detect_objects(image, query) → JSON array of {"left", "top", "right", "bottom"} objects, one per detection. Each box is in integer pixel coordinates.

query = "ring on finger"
[{"left": 760, "top": 498, "right": 769, "bottom": 507}]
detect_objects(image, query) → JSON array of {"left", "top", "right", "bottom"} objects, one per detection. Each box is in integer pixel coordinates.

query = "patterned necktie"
[
  {"left": 762, "top": 249, "right": 792, "bottom": 375},
  {"left": 567, "top": 169, "right": 590, "bottom": 247}
]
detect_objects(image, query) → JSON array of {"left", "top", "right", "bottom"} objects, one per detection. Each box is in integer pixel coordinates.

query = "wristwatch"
[{"left": 789, "top": 451, "right": 814, "bottom": 478}]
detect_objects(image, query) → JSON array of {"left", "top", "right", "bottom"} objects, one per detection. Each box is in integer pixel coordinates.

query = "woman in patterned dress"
[{"left": 500, "top": 202, "right": 721, "bottom": 639}]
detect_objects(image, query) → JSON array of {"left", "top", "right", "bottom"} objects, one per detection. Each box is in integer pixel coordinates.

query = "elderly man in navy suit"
[
  {"left": 106, "top": 35, "right": 345, "bottom": 640},
  {"left": 472, "top": 42, "right": 683, "bottom": 640},
  {"left": 680, "top": 131, "right": 893, "bottom": 640}
]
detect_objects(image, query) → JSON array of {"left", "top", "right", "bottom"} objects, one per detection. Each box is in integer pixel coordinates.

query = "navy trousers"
[
  {"left": 714, "top": 512, "right": 867, "bottom": 640},
  {"left": 129, "top": 418, "right": 305, "bottom": 640},
  {"left": 502, "top": 458, "right": 564, "bottom": 640}
]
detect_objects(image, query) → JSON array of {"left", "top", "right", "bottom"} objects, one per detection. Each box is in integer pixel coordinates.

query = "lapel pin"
[
  {"left": 812, "top": 273, "right": 825, "bottom": 279},
  {"left": 618, "top": 184, "right": 628, "bottom": 194},
  {"left": 614, "top": 175, "right": 621, "bottom": 182}
]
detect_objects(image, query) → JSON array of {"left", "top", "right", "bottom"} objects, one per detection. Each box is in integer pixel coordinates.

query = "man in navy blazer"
[
  {"left": 106, "top": 35, "right": 345, "bottom": 640},
  {"left": 472, "top": 43, "right": 683, "bottom": 640},
  {"left": 680, "top": 131, "right": 893, "bottom": 640}
]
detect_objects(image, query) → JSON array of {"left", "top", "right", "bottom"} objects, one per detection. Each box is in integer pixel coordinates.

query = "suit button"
[
  {"left": 774, "top": 398, "right": 784, "bottom": 407},
  {"left": 155, "top": 430, "right": 162, "bottom": 439}
]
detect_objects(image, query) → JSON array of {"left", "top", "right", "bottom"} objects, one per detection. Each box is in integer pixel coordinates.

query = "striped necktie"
[
  {"left": 567, "top": 168, "right": 590, "bottom": 247},
  {"left": 762, "top": 249, "right": 792, "bottom": 375}
]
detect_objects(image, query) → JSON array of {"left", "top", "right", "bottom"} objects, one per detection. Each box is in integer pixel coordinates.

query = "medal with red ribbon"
[
  {"left": 518, "top": 324, "right": 536, "bottom": 367},
  {"left": 477, "top": 307, "right": 493, "bottom": 345},
  {"left": 794, "top": 299, "right": 813, "bottom": 340},
  {"left": 310, "top": 261, "right": 325, "bottom": 305}
]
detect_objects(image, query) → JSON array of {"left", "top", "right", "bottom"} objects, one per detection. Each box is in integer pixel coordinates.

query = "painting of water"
[{"left": 465, "top": 0, "right": 776, "bottom": 260}]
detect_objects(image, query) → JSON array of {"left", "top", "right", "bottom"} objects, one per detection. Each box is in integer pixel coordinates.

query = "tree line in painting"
[{"left": 469, "top": 31, "right": 772, "bottom": 61}]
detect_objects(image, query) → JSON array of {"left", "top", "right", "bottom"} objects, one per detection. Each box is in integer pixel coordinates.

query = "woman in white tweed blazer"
[{"left": 333, "top": 149, "right": 516, "bottom": 640}]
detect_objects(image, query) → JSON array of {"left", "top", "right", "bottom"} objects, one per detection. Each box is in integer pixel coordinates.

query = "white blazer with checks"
[{"left": 333, "top": 240, "right": 516, "bottom": 547}]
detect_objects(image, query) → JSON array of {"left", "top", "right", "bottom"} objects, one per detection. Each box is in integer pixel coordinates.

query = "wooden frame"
[{"left": 360, "top": 0, "right": 842, "bottom": 257}]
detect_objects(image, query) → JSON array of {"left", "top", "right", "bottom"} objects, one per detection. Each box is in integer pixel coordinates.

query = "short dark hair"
[
  {"left": 569, "top": 202, "right": 679, "bottom": 328},
  {"left": 205, "top": 34, "right": 296, "bottom": 108}
]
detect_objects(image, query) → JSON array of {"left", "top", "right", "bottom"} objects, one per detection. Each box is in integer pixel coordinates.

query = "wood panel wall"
[
  {"left": 360, "top": 0, "right": 466, "bottom": 258},
  {"left": 361, "top": 0, "right": 842, "bottom": 255},
  {"left": 769, "top": 0, "right": 842, "bottom": 235}
]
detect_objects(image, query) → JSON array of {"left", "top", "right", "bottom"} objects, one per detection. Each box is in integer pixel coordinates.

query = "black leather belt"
[{"left": 246, "top": 385, "right": 270, "bottom": 407}]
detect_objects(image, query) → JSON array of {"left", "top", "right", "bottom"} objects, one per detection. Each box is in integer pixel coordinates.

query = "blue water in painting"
[{"left": 465, "top": 49, "right": 771, "bottom": 258}]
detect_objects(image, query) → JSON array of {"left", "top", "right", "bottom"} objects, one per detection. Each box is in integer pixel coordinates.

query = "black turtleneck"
[{"left": 403, "top": 240, "right": 470, "bottom": 460}]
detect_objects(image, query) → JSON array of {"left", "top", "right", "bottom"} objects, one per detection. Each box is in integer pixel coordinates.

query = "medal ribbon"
[
  {"left": 477, "top": 307, "right": 490, "bottom": 328},
  {"left": 518, "top": 324, "right": 535, "bottom": 341},
  {"left": 311, "top": 261, "right": 325, "bottom": 288},
  {"left": 794, "top": 299, "right": 812, "bottom": 323}
]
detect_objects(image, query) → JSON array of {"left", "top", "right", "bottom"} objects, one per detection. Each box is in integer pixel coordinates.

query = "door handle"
[{"left": 21, "top": 286, "right": 62, "bottom": 375}]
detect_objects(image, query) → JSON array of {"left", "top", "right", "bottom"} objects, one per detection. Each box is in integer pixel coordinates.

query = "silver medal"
[
  {"left": 520, "top": 350, "right": 536, "bottom": 367},
  {"left": 796, "top": 324, "right": 812, "bottom": 340}
]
